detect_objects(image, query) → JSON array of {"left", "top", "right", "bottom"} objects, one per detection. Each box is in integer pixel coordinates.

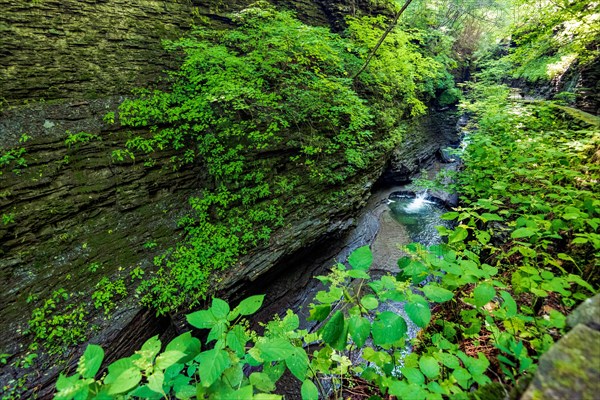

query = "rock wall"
[
  {"left": 0, "top": 0, "right": 332, "bottom": 106},
  {"left": 521, "top": 294, "right": 600, "bottom": 400}
]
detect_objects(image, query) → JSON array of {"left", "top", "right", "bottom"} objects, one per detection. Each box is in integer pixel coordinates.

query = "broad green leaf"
[
  {"left": 165, "top": 332, "right": 201, "bottom": 363},
  {"left": 441, "top": 211, "right": 459, "bottom": 220},
  {"left": 347, "top": 269, "right": 370, "bottom": 279},
  {"left": 436, "top": 352, "right": 460, "bottom": 369},
  {"left": 348, "top": 315, "right": 371, "bottom": 348},
  {"left": 419, "top": 356, "right": 440, "bottom": 379},
  {"left": 285, "top": 348, "right": 309, "bottom": 381},
  {"left": 400, "top": 367, "right": 425, "bottom": 385},
  {"left": 226, "top": 325, "right": 248, "bottom": 357},
  {"left": 105, "top": 358, "right": 142, "bottom": 395},
  {"left": 511, "top": 227, "right": 536, "bottom": 239},
  {"left": 55, "top": 373, "right": 91, "bottom": 400},
  {"left": 255, "top": 338, "right": 296, "bottom": 361},
  {"left": 301, "top": 379, "right": 319, "bottom": 400},
  {"left": 500, "top": 291, "right": 517, "bottom": 318},
  {"left": 228, "top": 385, "right": 254, "bottom": 400},
  {"left": 422, "top": 285, "right": 454, "bottom": 303},
  {"left": 147, "top": 371, "right": 164, "bottom": 394},
  {"left": 372, "top": 311, "right": 407, "bottom": 346},
  {"left": 360, "top": 294, "right": 379, "bottom": 310},
  {"left": 250, "top": 372, "right": 276, "bottom": 392},
  {"left": 211, "top": 298, "right": 230, "bottom": 319},
  {"left": 196, "top": 349, "right": 231, "bottom": 387},
  {"left": 263, "top": 360, "right": 286, "bottom": 383},
  {"left": 315, "top": 286, "right": 343, "bottom": 304},
  {"left": 186, "top": 309, "right": 217, "bottom": 329},
  {"left": 155, "top": 350, "right": 186, "bottom": 371},
  {"left": 307, "top": 304, "right": 331, "bottom": 322},
  {"left": 222, "top": 364, "right": 244, "bottom": 389},
  {"left": 235, "top": 295, "right": 265, "bottom": 316},
  {"left": 322, "top": 310, "right": 348, "bottom": 350},
  {"left": 452, "top": 367, "right": 471, "bottom": 389},
  {"left": 448, "top": 227, "right": 468, "bottom": 244},
  {"left": 77, "top": 344, "right": 104, "bottom": 379},
  {"left": 405, "top": 300, "right": 431, "bottom": 328},
  {"left": 254, "top": 394, "right": 283, "bottom": 400},
  {"left": 481, "top": 213, "right": 503, "bottom": 222},
  {"left": 207, "top": 320, "right": 228, "bottom": 343},
  {"left": 473, "top": 283, "right": 496, "bottom": 307},
  {"left": 348, "top": 246, "right": 372, "bottom": 271}
]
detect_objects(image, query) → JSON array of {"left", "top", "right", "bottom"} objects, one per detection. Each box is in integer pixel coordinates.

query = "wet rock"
[{"left": 381, "top": 110, "right": 461, "bottom": 185}]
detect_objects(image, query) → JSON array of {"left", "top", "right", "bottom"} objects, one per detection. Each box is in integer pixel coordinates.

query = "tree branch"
[{"left": 352, "top": 0, "right": 415, "bottom": 81}]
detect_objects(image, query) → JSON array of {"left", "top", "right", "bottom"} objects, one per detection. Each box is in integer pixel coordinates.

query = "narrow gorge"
[{"left": 1, "top": 0, "right": 598, "bottom": 399}]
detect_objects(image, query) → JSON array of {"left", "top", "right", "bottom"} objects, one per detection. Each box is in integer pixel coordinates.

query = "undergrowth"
[{"left": 53, "top": 76, "right": 598, "bottom": 398}]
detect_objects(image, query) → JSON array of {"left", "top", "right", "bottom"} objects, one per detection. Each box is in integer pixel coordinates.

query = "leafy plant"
[{"left": 26, "top": 289, "right": 88, "bottom": 355}]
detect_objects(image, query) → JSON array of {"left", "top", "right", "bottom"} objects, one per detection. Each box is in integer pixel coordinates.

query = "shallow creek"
[{"left": 251, "top": 178, "right": 454, "bottom": 336}]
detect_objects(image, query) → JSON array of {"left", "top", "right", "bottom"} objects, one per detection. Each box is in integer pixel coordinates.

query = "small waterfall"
[{"left": 404, "top": 191, "right": 429, "bottom": 213}]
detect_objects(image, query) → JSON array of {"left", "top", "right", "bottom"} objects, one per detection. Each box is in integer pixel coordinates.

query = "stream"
[{"left": 251, "top": 159, "right": 458, "bottom": 341}]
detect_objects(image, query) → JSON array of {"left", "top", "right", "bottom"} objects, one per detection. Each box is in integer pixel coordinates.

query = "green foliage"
[
  {"left": 507, "top": 0, "right": 599, "bottom": 82},
  {"left": 92, "top": 277, "right": 127, "bottom": 316},
  {"left": 26, "top": 289, "right": 88, "bottom": 355},
  {"left": 64, "top": 131, "right": 100, "bottom": 148},
  {"left": 118, "top": 4, "right": 454, "bottom": 315},
  {"left": 0, "top": 134, "right": 30, "bottom": 175}
]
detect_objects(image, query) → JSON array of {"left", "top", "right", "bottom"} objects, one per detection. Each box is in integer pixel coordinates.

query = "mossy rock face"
[
  {"left": 567, "top": 294, "right": 600, "bottom": 330},
  {"left": 0, "top": 0, "right": 332, "bottom": 106},
  {"left": 521, "top": 324, "right": 600, "bottom": 400}
]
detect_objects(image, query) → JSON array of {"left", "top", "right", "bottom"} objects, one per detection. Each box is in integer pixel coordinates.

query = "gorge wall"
[{"left": 0, "top": 0, "right": 457, "bottom": 397}]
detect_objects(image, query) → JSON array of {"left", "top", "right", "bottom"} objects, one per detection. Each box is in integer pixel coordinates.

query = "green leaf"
[
  {"left": 473, "top": 283, "right": 496, "bottom": 307},
  {"left": 481, "top": 213, "right": 503, "bottom": 222},
  {"left": 226, "top": 326, "right": 248, "bottom": 357},
  {"left": 453, "top": 367, "right": 471, "bottom": 389},
  {"left": 55, "top": 373, "right": 91, "bottom": 400},
  {"left": 500, "top": 291, "right": 517, "bottom": 318},
  {"left": 441, "top": 211, "right": 459, "bottom": 220},
  {"left": 419, "top": 356, "right": 440, "bottom": 379},
  {"left": 105, "top": 358, "right": 142, "bottom": 395},
  {"left": 372, "top": 311, "right": 407, "bottom": 346},
  {"left": 165, "top": 332, "right": 201, "bottom": 363},
  {"left": 400, "top": 367, "right": 425, "bottom": 385},
  {"left": 228, "top": 385, "right": 254, "bottom": 400},
  {"left": 348, "top": 246, "right": 372, "bottom": 271},
  {"left": 207, "top": 320, "right": 228, "bottom": 343},
  {"left": 235, "top": 295, "right": 265, "bottom": 316},
  {"left": 147, "top": 371, "right": 164, "bottom": 395},
  {"left": 155, "top": 350, "right": 186, "bottom": 371},
  {"left": 255, "top": 338, "right": 296, "bottom": 362},
  {"left": 285, "top": 348, "right": 309, "bottom": 381},
  {"left": 77, "top": 344, "right": 104, "bottom": 379},
  {"left": 186, "top": 309, "right": 217, "bottom": 329},
  {"left": 405, "top": 299, "right": 431, "bottom": 328},
  {"left": 360, "top": 294, "right": 379, "bottom": 310},
  {"left": 448, "top": 227, "right": 468, "bottom": 244},
  {"left": 308, "top": 304, "right": 331, "bottom": 321},
  {"left": 436, "top": 352, "right": 460, "bottom": 369},
  {"left": 250, "top": 372, "right": 276, "bottom": 392},
  {"left": 511, "top": 227, "right": 536, "bottom": 239},
  {"left": 211, "top": 298, "right": 230, "bottom": 319},
  {"left": 322, "top": 310, "right": 348, "bottom": 350},
  {"left": 301, "top": 379, "right": 319, "bottom": 400},
  {"left": 348, "top": 315, "right": 371, "bottom": 348},
  {"left": 347, "top": 269, "right": 370, "bottom": 279},
  {"left": 196, "top": 349, "right": 231, "bottom": 387},
  {"left": 422, "top": 285, "right": 454, "bottom": 303}
]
